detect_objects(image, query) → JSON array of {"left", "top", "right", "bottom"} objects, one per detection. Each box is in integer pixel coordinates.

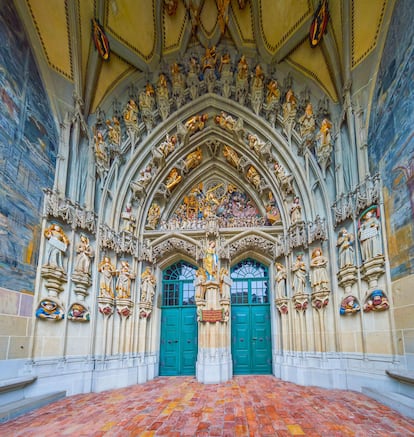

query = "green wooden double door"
[{"left": 159, "top": 259, "right": 272, "bottom": 376}]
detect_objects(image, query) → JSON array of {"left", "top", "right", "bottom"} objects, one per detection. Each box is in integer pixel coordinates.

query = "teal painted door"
[
  {"left": 159, "top": 261, "right": 198, "bottom": 376},
  {"left": 160, "top": 307, "right": 197, "bottom": 375},
  {"left": 231, "top": 259, "right": 272, "bottom": 374}
]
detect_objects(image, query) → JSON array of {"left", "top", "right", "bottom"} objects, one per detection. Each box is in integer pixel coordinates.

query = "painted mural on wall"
[
  {"left": 0, "top": 2, "right": 57, "bottom": 292},
  {"left": 368, "top": 0, "right": 414, "bottom": 280}
]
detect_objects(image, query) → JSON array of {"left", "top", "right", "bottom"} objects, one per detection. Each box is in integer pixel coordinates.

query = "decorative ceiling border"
[
  {"left": 105, "top": 0, "right": 156, "bottom": 61},
  {"left": 162, "top": 4, "right": 187, "bottom": 52},
  {"left": 286, "top": 38, "right": 338, "bottom": 102},
  {"left": 258, "top": 0, "right": 312, "bottom": 53},
  {"left": 351, "top": 0, "right": 386, "bottom": 69},
  {"left": 230, "top": 1, "right": 255, "bottom": 45},
  {"left": 26, "top": 0, "right": 73, "bottom": 81}
]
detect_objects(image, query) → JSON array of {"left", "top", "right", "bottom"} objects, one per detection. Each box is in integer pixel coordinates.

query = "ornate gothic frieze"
[
  {"left": 44, "top": 189, "right": 96, "bottom": 232},
  {"left": 332, "top": 173, "right": 381, "bottom": 226},
  {"left": 99, "top": 224, "right": 138, "bottom": 256},
  {"left": 151, "top": 237, "right": 198, "bottom": 262},
  {"left": 227, "top": 235, "right": 275, "bottom": 258}
]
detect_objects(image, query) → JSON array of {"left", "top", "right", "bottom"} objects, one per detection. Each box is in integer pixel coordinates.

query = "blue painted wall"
[
  {"left": 0, "top": 2, "right": 57, "bottom": 292},
  {"left": 368, "top": 0, "right": 414, "bottom": 280}
]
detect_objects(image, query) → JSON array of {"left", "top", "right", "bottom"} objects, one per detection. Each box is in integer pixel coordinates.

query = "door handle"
[
  {"left": 252, "top": 337, "right": 257, "bottom": 341},
  {"left": 174, "top": 340, "right": 178, "bottom": 343}
]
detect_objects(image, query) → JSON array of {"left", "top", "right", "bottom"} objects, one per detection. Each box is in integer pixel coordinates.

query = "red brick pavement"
[{"left": 1, "top": 376, "right": 413, "bottom": 436}]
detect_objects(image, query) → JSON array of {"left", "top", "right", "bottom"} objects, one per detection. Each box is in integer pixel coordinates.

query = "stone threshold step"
[
  {"left": 386, "top": 369, "right": 414, "bottom": 385},
  {"left": 362, "top": 387, "right": 414, "bottom": 420},
  {"left": 0, "top": 391, "right": 66, "bottom": 423},
  {"left": 0, "top": 376, "right": 37, "bottom": 393}
]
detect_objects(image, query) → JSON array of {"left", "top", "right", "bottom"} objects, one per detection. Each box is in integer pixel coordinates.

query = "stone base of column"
[{"left": 196, "top": 347, "right": 232, "bottom": 384}]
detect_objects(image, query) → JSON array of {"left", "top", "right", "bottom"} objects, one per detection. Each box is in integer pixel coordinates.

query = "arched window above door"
[
  {"left": 162, "top": 261, "right": 197, "bottom": 306},
  {"left": 230, "top": 259, "right": 269, "bottom": 305}
]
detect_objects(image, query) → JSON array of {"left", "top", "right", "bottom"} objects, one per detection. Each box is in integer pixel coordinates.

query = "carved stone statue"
[
  {"left": 106, "top": 116, "right": 121, "bottom": 151},
  {"left": 44, "top": 223, "right": 70, "bottom": 269},
  {"left": 299, "top": 103, "right": 316, "bottom": 150},
  {"left": 146, "top": 202, "right": 161, "bottom": 230},
  {"left": 273, "top": 161, "right": 294, "bottom": 198},
  {"left": 187, "top": 55, "right": 200, "bottom": 100},
  {"left": 316, "top": 118, "right": 333, "bottom": 172},
  {"left": 310, "top": 248, "right": 329, "bottom": 293},
  {"left": 290, "top": 196, "right": 302, "bottom": 225},
  {"left": 139, "top": 83, "right": 156, "bottom": 132},
  {"left": 337, "top": 228, "right": 355, "bottom": 269},
  {"left": 94, "top": 129, "right": 109, "bottom": 175},
  {"left": 282, "top": 88, "right": 297, "bottom": 141},
  {"left": 156, "top": 73, "right": 170, "bottom": 121},
  {"left": 250, "top": 64, "right": 264, "bottom": 115},
  {"left": 292, "top": 253, "right": 306, "bottom": 295},
  {"left": 275, "top": 262, "right": 287, "bottom": 298},
  {"left": 121, "top": 203, "right": 136, "bottom": 233},
  {"left": 195, "top": 267, "right": 207, "bottom": 300},
  {"left": 74, "top": 234, "right": 93, "bottom": 275},
  {"left": 203, "top": 240, "right": 218, "bottom": 280},
  {"left": 202, "top": 46, "right": 217, "bottom": 93},
  {"left": 235, "top": 55, "right": 249, "bottom": 105},
  {"left": 98, "top": 256, "right": 116, "bottom": 298},
  {"left": 123, "top": 99, "right": 138, "bottom": 129},
  {"left": 183, "top": 148, "right": 202, "bottom": 173},
  {"left": 140, "top": 266, "right": 156, "bottom": 303},
  {"left": 264, "top": 79, "right": 280, "bottom": 126},
  {"left": 170, "top": 62, "right": 186, "bottom": 108},
  {"left": 116, "top": 260, "right": 135, "bottom": 299},
  {"left": 219, "top": 267, "right": 231, "bottom": 300},
  {"left": 165, "top": 168, "right": 182, "bottom": 192},
  {"left": 219, "top": 52, "right": 233, "bottom": 98},
  {"left": 358, "top": 209, "right": 382, "bottom": 262}
]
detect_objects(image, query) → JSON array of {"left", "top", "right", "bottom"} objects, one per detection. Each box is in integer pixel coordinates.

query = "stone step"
[
  {"left": 0, "top": 391, "right": 66, "bottom": 423},
  {"left": 0, "top": 376, "right": 37, "bottom": 394},
  {"left": 362, "top": 387, "right": 414, "bottom": 420}
]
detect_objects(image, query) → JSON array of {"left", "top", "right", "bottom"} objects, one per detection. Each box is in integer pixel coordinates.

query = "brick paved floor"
[{"left": 1, "top": 376, "right": 414, "bottom": 436}]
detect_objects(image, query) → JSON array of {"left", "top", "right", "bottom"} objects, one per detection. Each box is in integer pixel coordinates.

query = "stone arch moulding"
[{"left": 96, "top": 94, "right": 334, "bottom": 245}]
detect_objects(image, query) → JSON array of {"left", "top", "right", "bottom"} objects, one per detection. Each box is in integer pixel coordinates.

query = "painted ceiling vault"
[{"left": 17, "top": 0, "right": 388, "bottom": 118}]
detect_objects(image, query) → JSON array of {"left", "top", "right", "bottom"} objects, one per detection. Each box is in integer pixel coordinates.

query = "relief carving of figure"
[
  {"left": 139, "top": 83, "right": 156, "bottom": 132},
  {"left": 316, "top": 118, "right": 333, "bottom": 172},
  {"left": 171, "top": 62, "right": 186, "bottom": 108},
  {"left": 299, "top": 103, "right": 316, "bottom": 150},
  {"left": 165, "top": 168, "right": 182, "bottom": 192},
  {"left": 187, "top": 55, "right": 200, "bottom": 100},
  {"left": 340, "top": 295, "right": 361, "bottom": 315},
  {"left": 290, "top": 196, "right": 302, "bottom": 225},
  {"left": 146, "top": 202, "right": 161, "bottom": 230},
  {"left": 183, "top": 148, "right": 202, "bottom": 173},
  {"left": 98, "top": 256, "right": 116, "bottom": 298},
  {"left": 202, "top": 46, "right": 217, "bottom": 93},
  {"left": 337, "top": 228, "right": 355, "bottom": 269},
  {"left": 74, "top": 234, "right": 93, "bottom": 275},
  {"left": 116, "top": 260, "right": 135, "bottom": 299},
  {"left": 94, "top": 129, "right": 110, "bottom": 174},
  {"left": 310, "top": 248, "right": 329, "bottom": 293},
  {"left": 121, "top": 203, "right": 136, "bottom": 233},
  {"left": 264, "top": 79, "right": 281, "bottom": 126},
  {"left": 214, "top": 111, "right": 236, "bottom": 131},
  {"left": 44, "top": 223, "right": 70, "bottom": 269},
  {"left": 185, "top": 113, "right": 208, "bottom": 135},
  {"left": 156, "top": 73, "right": 170, "bottom": 121},
  {"left": 363, "top": 289, "right": 389, "bottom": 312},
  {"left": 131, "top": 164, "right": 154, "bottom": 198},
  {"left": 223, "top": 145, "right": 241, "bottom": 169},
  {"left": 195, "top": 267, "right": 207, "bottom": 300},
  {"left": 246, "top": 165, "right": 262, "bottom": 191},
  {"left": 106, "top": 116, "right": 121, "bottom": 150},
  {"left": 140, "top": 266, "right": 156, "bottom": 303},
  {"left": 275, "top": 262, "right": 287, "bottom": 298},
  {"left": 292, "top": 253, "right": 307, "bottom": 295},
  {"left": 123, "top": 99, "right": 139, "bottom": 129},
  {"left": 235, "top": 55, "right": 249, "bottom": 105},
  {"left": 273, "top": 161, "right": 294, "bottom": 198},
  {"left": 250, "top": 64, "right": 264, "bottom": 115},
  {"left": 219, "top": 267, "right": 231, "bottom": 300},
  {"left": 358, "top": 208, "right": 382, "bottom": 262},
  {"left": 282, "top": 88, "right": 297, "bottom": 141},
  {"left": 219, "top": 52, "right": 233, "bottom": 98}
]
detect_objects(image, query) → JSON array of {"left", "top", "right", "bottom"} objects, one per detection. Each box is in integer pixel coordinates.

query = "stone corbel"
[
  {"left": 361, "top": 255, "right": 385, "bottom": 289},
  {"left": 41, "top": 265, "right": 67, "bottom": 298},
  {"left": 98, "top": 296, "right": 115, "bottom": 318},
  {"left": 293, "top": 293, "right": 309, "bottom": 313},
  {"left": 275, "top": 297, "right": 289, "bottom": 315},
  {"left": 337, "top": 265, "right": 357, "bottom": 294},
  {"left": 311, "top": 290, "right": 330, "bottom": 311},
  {"left": 139, "top": 301, "right": 153, "bottom": 319}
]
